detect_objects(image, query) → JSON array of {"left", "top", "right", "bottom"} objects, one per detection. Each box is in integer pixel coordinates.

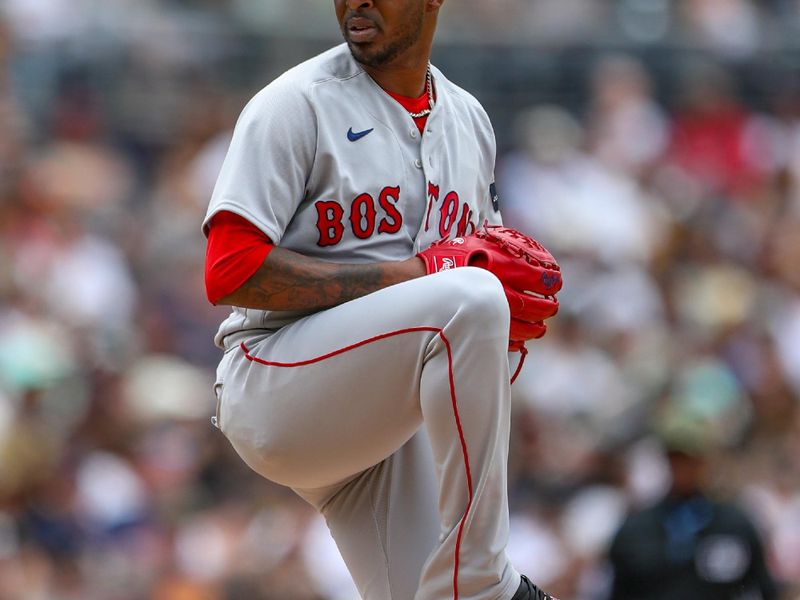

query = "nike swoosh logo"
[{"left": 347, "top": 127, "right": 374, "bottom": 142}]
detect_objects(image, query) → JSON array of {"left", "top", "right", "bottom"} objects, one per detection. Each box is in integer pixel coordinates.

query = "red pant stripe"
[{"left": 240, "top": 326, "right": 474, "bottom": 599}]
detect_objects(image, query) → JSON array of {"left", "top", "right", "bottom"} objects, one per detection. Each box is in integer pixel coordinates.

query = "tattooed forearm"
[{"left": 217, "top": 246, "right": 427, "bottom": 311}]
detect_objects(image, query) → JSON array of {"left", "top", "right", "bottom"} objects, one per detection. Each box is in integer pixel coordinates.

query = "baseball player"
[{"left": 203, "top": 1, "right": 561, "bottom": 599}]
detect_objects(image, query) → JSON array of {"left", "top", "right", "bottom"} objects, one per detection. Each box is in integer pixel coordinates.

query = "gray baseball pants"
[{"left": 213, "top": 267, "right": 521, "bottom": 600}]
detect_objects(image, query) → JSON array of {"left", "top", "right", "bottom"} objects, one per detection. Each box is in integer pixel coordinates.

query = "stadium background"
[{"left": 0, "top": 0, "right": 799, "bottom": 598}]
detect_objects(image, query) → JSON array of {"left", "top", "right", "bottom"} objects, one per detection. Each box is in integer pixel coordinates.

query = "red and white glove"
[{"left": 418, "top": 225, "right": 562, "bottom": 350}]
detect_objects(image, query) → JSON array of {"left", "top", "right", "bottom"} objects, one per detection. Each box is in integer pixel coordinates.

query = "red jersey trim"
[{"left": 240, "top": 326, "right": 473, "bottom": 599}]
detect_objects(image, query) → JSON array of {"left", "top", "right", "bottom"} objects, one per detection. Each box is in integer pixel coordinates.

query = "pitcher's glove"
[{"left": 418, "top": 225, "right": 562, "bottom": 350}]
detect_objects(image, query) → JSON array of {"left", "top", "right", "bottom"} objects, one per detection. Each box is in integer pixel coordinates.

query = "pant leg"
[
  {"left": 216, "top": 268, "right": 520, "bottom": 600},
  {"left": 302, "top": 429, "right": 440, "bottom": 600}
]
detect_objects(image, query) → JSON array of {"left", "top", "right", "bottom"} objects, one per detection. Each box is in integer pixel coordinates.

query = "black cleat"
[{"left": 510, "top": 574, "right": 559, "bottom": 600}]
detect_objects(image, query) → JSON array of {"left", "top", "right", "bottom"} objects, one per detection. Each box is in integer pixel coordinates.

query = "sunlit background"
[{"left": 0, "top": 1, "right": 799, "bottom": 599}]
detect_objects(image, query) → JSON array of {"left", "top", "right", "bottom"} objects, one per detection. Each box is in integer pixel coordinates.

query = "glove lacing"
[{"left": 510, "top": 344, "right": 528, "bottom": 385}]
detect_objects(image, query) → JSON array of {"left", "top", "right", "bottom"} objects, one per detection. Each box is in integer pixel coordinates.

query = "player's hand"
[{"left": 417, "top": 225, "right": 562, "bottom": 349}]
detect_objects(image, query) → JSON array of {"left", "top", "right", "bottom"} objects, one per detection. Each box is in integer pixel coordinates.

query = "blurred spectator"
[
  {"left": 498, "top": 104, "right": 670, "bottom": 265},
  {"left": 607, "top": 409, "right": 780, "bottom": 599},
  {"left": 586, "top": 54, "right": 669, "bottom": 178},
  {"left": 680, "top": 0, "right": 762, "bottom": 58},
  {"left": 665, "top": 62, "right": 772, "bottom": 201}
]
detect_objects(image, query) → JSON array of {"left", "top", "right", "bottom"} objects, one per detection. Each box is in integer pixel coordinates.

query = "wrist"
[{"left": 403, "top": 256, "right": 427, "bottom": 280}]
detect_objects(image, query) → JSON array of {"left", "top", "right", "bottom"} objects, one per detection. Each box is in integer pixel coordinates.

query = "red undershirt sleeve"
[{"left": 205, "top": 210, "right": 273, "bottom": 305}]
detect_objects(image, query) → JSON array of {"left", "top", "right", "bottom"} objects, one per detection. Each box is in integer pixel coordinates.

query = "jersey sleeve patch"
[{"left": 490, "top": 182, "right": 500, "bottom": 213}]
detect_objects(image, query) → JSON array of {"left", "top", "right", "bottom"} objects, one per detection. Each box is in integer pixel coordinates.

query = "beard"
[{"left": 343, "top": 9, "right": 424, "bottom": 68}]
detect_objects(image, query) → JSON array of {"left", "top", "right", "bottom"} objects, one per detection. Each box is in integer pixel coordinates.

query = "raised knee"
[{"left": 437, "top": 267, "right": 510, "bottom": 329}]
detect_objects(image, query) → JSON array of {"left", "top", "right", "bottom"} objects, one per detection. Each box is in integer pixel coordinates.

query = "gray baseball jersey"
[{"left": 203, "top": 44, "right": 501, "bottom": 346}]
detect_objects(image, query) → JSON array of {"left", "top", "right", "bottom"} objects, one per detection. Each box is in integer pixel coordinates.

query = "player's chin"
[
  {"left": 346, "top": 41, "right": 378, "bottom": 64},
  {"left": 345, "top": 38, "right": 392, "bottom": 68}
]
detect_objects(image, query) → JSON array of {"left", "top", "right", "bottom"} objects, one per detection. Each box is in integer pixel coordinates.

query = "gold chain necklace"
[{"left": 407, "top": 65, "right": 434, "bottom": 119}]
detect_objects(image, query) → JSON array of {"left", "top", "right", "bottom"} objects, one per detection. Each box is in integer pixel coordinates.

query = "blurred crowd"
[
  {"left": 0, "top": 1, "right": 799, "bottom": 599},
  {"left": 500, "top": 52, "right": 800, "bottom": 597}
]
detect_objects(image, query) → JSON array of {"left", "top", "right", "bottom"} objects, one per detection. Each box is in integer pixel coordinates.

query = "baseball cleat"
[{"left": 511, "top": 574, "right": 559, "bottom": 600}]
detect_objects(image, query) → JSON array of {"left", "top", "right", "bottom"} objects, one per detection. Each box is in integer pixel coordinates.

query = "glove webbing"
[{"left": 479, "top": 226, "right": 559, "bottom": 269}]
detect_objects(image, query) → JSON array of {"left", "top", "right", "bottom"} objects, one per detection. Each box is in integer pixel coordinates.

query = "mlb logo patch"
[{"left": 490, "top": 182, "right": 500, "bottom": 213}]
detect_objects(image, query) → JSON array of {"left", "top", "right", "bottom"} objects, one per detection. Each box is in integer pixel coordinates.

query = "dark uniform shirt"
[{"left": 608, "top": 494, "right": 778, "bottom": 600}]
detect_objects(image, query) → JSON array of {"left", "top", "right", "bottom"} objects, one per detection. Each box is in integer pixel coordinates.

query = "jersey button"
[
  {"left": 410, "top": 129, "right": 418, "bottom": 139},
  {"left": 414, "top": 159, "right": 423, "bottom": 169}
]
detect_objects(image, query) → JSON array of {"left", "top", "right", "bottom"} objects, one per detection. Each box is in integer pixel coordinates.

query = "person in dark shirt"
[{"left": 607, "top": 414, "right": 779, "bottom": 600}]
